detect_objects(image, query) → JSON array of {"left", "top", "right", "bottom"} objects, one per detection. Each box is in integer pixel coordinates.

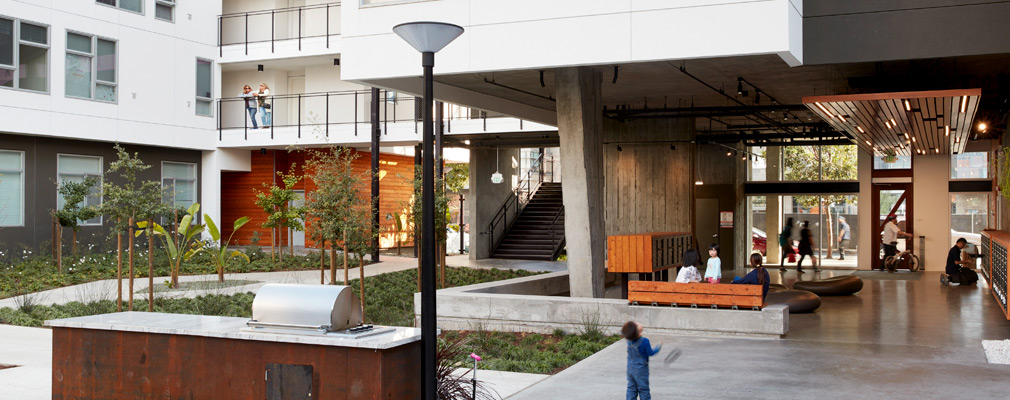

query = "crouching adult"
[{"left": 942, "top": 238, "right": 978, "bottom": 286}]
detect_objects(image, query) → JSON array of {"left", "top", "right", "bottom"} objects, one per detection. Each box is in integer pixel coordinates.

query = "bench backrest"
[{"left": 628, "top": 281, "right": 764, "bottom": 308}]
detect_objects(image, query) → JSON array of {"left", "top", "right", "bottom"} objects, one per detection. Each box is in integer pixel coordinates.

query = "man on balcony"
[{"left": 240, "top": 85, "right": 259, "bottom": 129}]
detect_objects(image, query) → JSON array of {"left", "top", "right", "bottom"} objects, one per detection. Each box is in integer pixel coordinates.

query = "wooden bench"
[{"left": 628, "top": 281, "right": 765, "bottom": 310}]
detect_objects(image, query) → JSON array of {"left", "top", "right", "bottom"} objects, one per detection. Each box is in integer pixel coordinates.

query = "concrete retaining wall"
[{"left": 416, "top": 271, "right": 789, "bottom": 339}]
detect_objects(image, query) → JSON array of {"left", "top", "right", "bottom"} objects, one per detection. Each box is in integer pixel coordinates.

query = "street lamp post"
[{"left": 393, "top": 21, "right": 464, "bottom": 400}]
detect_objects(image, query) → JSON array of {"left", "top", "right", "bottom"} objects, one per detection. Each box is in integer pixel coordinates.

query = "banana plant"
[
  {"left": 137, "top": 203, "right": 205, "bottom": 289},
  {"left": 204, "top": 214, "right": 251, "bottom": 282}
]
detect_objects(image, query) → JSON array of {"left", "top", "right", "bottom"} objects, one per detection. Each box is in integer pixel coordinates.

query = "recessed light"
[
  {"left": 727, "top": 151, "right": 732, "bottom": 157},
  {"left": 865, "top": 140, "right": 871, "bottom": 146},
  {"left": 912, "top": 137, "right": 916, "bottom": 143},
  {"left": 945, "top": 126, "right": 949, "bottom": 136},
  {"left": 979, "top": 122, "right": 987, "bottom": 131},
  {"left": 814, "top": 102, "right": 834, "bottom": 117},
  {"left": 904, "top": 100, "right": 911, "bottom": 111},
  {"left": 960, "top": 95, "right": 968, "bottom": 113},
  {"left": 904, "top": 132, "right": 910, "bottom": 139},
  {"left": 838, "top": 114, "right": 846, "bottom": 122},
  {"left": 857, "top": 126, "right": 865, "bottom": 133},
  {"left": 885, "top": 122, "right": 892, "bottom": 129},
  {"left": 890, "top": 118, "right": 896, "bottom": 126},
  {"left": 935, "top": 148, "right": 939, "bottom": 154}
]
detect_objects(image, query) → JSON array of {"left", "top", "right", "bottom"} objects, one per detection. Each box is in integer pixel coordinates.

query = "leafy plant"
[
  {"left": 138, "top": 203, "right": 206, "bottom": 288},
  {"left": 254, "top": 165, "right": 305, "bottom": 261},
  {"left": 203, "top": 215, "right": 251, "bottom": 282},
  {"left": 53, "top": 177, "right": 99, "bottom": 271},
  {"left": 437, "top": 334, "right": 501, "bottom": 400}
]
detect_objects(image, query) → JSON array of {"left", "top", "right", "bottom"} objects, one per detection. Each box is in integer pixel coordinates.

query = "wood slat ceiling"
[{"left": 802, "top": 89, "right": 981, "bottom": 156}]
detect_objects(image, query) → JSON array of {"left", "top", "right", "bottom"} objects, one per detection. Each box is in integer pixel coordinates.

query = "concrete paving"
[
  {"left": 511, "top": 269, "right": 1010, "bottom": 399},
  {"left": 446, "top": 254, "right": 568, "bottom": 273},
  {"left": 0, "top": 325, "right": 52, "bottom": 400}
]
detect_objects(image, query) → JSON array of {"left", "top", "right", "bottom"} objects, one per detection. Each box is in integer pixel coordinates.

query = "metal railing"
[
  {"left": 217, "top": 89, "right": 520, "bottom": 141},
  {"left": 218, "top": 2, "right": 341, "bottom": 56},
  {"left": 549, "top": 207, "right": 566, "bottom": 260},
  {"left": 486, "top": 153, "right": 562, "bottom": 253}
]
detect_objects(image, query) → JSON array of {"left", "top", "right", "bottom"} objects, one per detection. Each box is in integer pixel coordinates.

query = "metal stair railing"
[{"left": 486, "top": 153, "right": 548, "bottom": 254}]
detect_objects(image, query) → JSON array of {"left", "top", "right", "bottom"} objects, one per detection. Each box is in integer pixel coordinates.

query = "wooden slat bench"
[{"left": 628, "top": 281, "right": 765, "bottom": 310}]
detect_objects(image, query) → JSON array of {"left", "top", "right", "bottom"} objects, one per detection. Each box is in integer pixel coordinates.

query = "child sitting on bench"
[{"left": 732, "top": 253, "right": 770, "bottom": 298}]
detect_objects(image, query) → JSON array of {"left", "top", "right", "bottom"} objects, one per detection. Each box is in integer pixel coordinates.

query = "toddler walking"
[{"left": 623, "top": 321, "right": 661, "bottom": 400}]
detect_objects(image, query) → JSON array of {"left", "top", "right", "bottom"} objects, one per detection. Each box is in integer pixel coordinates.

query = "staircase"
[{"left": 491, "top": 182, "right": 565, "bottom": 261}]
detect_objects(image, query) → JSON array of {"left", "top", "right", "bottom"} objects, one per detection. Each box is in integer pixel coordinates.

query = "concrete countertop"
[{"left": 45, "top": 312, "right": 420, "bottom": 350}]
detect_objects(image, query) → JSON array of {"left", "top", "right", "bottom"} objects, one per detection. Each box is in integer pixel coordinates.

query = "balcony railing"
[
  {"left": 217, "top": 89, "right": 519, "bottom": 141},
  {"left": 218, "top": 3, "right": 341, "bottom": 56}
]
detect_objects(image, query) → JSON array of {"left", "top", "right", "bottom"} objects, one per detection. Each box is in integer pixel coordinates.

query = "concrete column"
[
  {"left": 765, "top": 147, "right": 781, "bottom": 261},
  {"left": 857, "top": 149, "right": 872, "bottom": 270},
  {"left": 555, "top": 67, "right": 606, "bottom": 298},
  {"left": 468, "top": 147, "right": 520, "bottom": 260}
]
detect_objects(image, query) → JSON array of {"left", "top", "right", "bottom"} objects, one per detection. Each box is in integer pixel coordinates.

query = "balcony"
[
  {"left": 219, "top": 2, "right": 341, "bottom": 62},
  {"left": 216, "top": 90, "right": 556, "bottom": 148}
]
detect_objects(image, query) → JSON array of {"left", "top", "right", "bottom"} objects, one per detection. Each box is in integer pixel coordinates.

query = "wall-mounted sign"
[{"left": 720, "top": 211, "right": 733, "bottom": 228}]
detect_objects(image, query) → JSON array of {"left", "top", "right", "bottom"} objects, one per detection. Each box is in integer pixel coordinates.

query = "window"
[
  {"left": 951, "top": 152, "right": 988, "bottom": 179},
  {"left": 155, "top": 0, "right": 175, "bottom": 22},
  {"left": 57, "top": 154, "right": 103, "bottom": 225},
  {"left": 162, "top": 162, "right": 197, "bottom": 209},
  {"left": 97, "top": 0, "right": 143, "bottom": 14},
  {"left": 195, "top": 58, "right": 212, "bottom": 116},
  {"left": 950, "top": 193, "right": 988, "bottom": 262},
  {"left": 0, "top": 18, "right": 49, "bottom": 92},
  {"left": 66, "top": 32, "right": 117, "bottom": 102},
  {"left": 873, "top": 154, "right": 911, "bottom": 170},
  {"left": 0, "top": 150, "right": 24, "bottom": 226}
]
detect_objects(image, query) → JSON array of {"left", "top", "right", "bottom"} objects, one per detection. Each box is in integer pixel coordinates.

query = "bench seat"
[{"left": 628, "top": 281, "right": 765, "bottom": 310}]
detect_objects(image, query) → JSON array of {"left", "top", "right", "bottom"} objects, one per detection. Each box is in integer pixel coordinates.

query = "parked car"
[{"left": 753, "top": 227, "right": 800, "bottom": 257}]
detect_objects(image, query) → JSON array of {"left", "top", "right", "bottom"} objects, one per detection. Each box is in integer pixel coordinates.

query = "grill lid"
[{"left": 248, "top": 284, "right": 363, "bottom": 333}]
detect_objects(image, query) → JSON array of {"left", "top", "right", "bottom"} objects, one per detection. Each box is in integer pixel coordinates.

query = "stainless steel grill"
[{"left": 245, "top": 284, "right": 364, "bottom": 335}]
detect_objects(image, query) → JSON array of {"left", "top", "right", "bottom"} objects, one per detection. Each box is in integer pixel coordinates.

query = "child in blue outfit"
[{"left": 623, "top": 321, "right": 661, "bottom": 400}]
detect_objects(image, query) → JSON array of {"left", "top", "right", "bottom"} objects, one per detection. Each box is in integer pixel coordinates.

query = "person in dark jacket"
[
  {"left": 733, "top": 253, "right": 771, "bottom": 299},
  {"left": 942, "top": 238, "right": 976, "bottom": 286},
  {"left": 797, "top": 221, "right": 819, "bottom": 273},
  {"left": 623, "top": 321, "right": 661, "bottom": 400},
  {"left": 779, "top": 217, "right": 795, "bottom": 271}
]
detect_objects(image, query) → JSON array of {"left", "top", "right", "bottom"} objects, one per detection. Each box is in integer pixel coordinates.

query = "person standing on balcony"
[
  {"left": 256, "top": 83, "right": 272, "bottom": 129},
  {"left": 240, "top": 85, "right": 258, "bottom": 129}
]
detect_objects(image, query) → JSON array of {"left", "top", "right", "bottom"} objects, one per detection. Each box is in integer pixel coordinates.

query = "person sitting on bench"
[
  {"left": 942, "top": 238, "right": 978, "bottom": 286},
  {"left": 732, "top": 253, "right": 770, "bottom": 299}
]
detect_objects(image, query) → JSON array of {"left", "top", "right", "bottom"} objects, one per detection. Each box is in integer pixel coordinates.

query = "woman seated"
[
  {"left": 732, "top": 253, "right": 770, "bottom": 298},
  {"left": 675, "top": 249, "right": 703, "bottom": 283}
]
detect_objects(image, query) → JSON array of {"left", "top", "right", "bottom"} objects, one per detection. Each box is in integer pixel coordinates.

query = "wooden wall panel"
[
  {"left": 603, "top": 118, "right": 694, "bottom": 237},
  {"left": 221, "top": 149, "right": 416, "bottom": 249}
]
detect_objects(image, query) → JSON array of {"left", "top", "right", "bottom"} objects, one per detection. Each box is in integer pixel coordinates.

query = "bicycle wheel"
[
  {"left": 884, "top": 256, "right": 897, "bottom": 272},
  {"left": 907, "top": 254, "right": 921, "bottom": 272}
]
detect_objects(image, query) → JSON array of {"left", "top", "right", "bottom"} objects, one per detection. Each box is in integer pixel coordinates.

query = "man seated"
[{"left": 942, "top": 238, "right": 978, "bottom": 286}]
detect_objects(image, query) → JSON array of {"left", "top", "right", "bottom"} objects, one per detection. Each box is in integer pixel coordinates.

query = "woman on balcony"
[
  {"left": 240, "top": 85, "right": 258, "bottom": 129},
  {"left": 256, "top": 83, "right": 272, "bottom": 129}
]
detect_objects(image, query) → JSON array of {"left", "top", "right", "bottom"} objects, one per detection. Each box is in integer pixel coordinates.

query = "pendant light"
[{"left": 491, "top": 147, "right": 503, "bottom": 184}]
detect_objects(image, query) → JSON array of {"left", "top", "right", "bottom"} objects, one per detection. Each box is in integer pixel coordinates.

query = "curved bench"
[
  {"left": 769, "top": 284, "right": 788, "bottom": 293},
  {"left": 792, "top": 275, "right": 863, "bottom": 296},
  {"left": 766, "top": 289, "right": 821, "bottom": 313}
]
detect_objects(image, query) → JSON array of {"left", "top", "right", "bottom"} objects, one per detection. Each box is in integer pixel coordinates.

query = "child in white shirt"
[{"left": 675, "top": 249, "right": 703, "bottom": 283}]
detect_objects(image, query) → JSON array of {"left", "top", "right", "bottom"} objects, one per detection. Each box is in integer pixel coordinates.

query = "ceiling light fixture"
[
  {"left": 904, "top": 132, "right": 910, "bottom": 139},
  {"left": 727, "top": 151, "right": 732, "bottom": 157},
  {"left": 885, "top": 121, "right": 892, "bottom": 129},
  {"left": 979, "top": 122, "right": 988, "bottom": 131},
  {"left": 857, "top": 126, "right": 865, "bottom": 133},
  {"left": 837, "top": 114, "right": 846, "bottom": 123},
  {"left": 904, "top": 100, "right": 911, "bottom": 111},
  {"left": 865, "top": 140, "right": 871, "bottom": 146},
  {"left": 891, "top": 118, "right": 896, "bottom": 126},
  {"left": 912, "top": 137, "right": 916, "bottom": 143},
  {"left": 945, "top": 125, "right": 949, "bottom": 136},
  {"left": 935, "top": 148, "right": 939, "bottom": 154},
  {"left": 960, "top": 95, "right": 968, "bottom": 113},
  {"left": 737, "top": 78, "right": 743, "bottom": 95},
  {"left": 814, "top": 102, "right": 833, "bottom": 118}
]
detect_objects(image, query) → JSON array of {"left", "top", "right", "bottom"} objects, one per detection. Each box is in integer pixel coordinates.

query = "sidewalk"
[{"left": 0, "top": 255, "right": 422, "bottom": 309}]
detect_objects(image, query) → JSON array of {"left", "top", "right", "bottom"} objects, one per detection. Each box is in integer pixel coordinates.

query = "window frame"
[
  {"left": 65, "top": 30, "right": 118, "bottom": 103},
  {"left": 154, "top": 0, "right": 176, "bottom": 23},
  {"left": 950, "top": 151, "right": 989, "bottom": 180},
  {"left": 195, "top": 57, "right": 213, "bottom": 117},
  {"left": 0, "top": 149, "right": 25, "bottom": 227},
  {"left": 56, "top": 153, "right": 104, "bottom": 226},
  {"left": 161, "top": 161, "right": 198, "bottom": 210},
  {"left": 96, "top": 0, "right": 144, "bottom": 16},
  {"left": 0, "top": 17, "right": 51, "bottom": 94}
]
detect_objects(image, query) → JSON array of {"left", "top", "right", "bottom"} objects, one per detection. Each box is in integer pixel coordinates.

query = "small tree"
[
  {"left": 305, "top": 147, "right": 373, "bottom": 285},
  {"left": 401, "top": 165, "right": 451, "bottom": 290},
  {"left": 101, "top": 144, "right": 167, "bottom": 311},
  {"left": 53, "top": 177, "right": 99, "bottom": 272},
  {"left": 204, "top": 215, "right": 251, "bottom": 282},
  {"left": 254, "top": 165, "right": 305, "bottom": 262},
  {"left": 138, "top": 203, "right": 205, "bottom": 288}
]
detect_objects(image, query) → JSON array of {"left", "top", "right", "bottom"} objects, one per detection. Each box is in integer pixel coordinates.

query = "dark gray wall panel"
[{"left": 804, "top": 0, "right": 1010, "bottom": 65}]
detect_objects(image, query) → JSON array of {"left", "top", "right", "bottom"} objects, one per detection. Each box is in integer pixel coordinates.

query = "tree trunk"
[
  {"left": 172, "top": 258, "right": 181, "bottom": 289},
  {"left": 343, "top": 231, "right": 349, "bottom": 286},
  {"left": 270, "top": 227, "right": 276, "bottom": 261},
  {"left": 56, "top": 225, "right": 62, "bottom": 273},
  {"left": 51, "top": 216, "right": 57, "bottom": 259},
  {"left": 319, "top": 239, "right": 326, "bottom": 285},
  {"left": 329, "top": 244, "right": 336, "bottom": 285},
  {"left": 116, "top": 219, "right": 122, "bottom": 312},
  {"left": 825, "top": 200, "right": 835, "bottom": 260},
  {"left": 148, "top": 219, "right": 154, "bottom": 312},
  {"left": 72, "top": 230, "right": 77, "bottom": 258},
  {"left": 359, "top": 253, "right": 365, "bottom": 322},
  {"left": 128, "top": 217, "right": 134, "bottom": 311}
]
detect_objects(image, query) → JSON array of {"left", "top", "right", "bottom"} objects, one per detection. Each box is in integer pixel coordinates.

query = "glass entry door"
[{"left": 873, "top": 183, "right": 912, "bottom": 270}]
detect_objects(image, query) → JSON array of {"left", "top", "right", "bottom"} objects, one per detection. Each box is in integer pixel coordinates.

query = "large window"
[
  {"left": 0, "top": 150, "right": 24, "bottom": 227},
  {"left": 783, "top": 145, "right": 858, "bottom": 181},
  {"left": 162, "top": 162, "right": 197, "bottom": 209},
  {"left": 0, "top": 18, "right": 49, "bottom": 92},
  {"left": 195, "top": 59, "right": 212, "bottom": 116},
  {"left": 57, "top": 154, "right": 103, "bottom": 226},
  {"left": 951, "top": 152, "right": 988, "bottom": 179},
  {"left": 873, "top": 154, "right": 912, "bottom": 170},
  {"left": 155, "top": 0, "right": 176, "bottom": 22},
  {"left": 97, "top": 0, "right": 143, "bottom": 14},
  {"left": 66, "top": 32, "right": 116, "bottom": 102}
]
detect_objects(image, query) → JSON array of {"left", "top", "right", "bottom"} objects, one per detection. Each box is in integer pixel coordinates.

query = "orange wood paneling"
[
  {"left": 221, "top": 149, "right": 416, "bottom": 249},
  {"left": 607, "top": 232, "right": 691, "bottom": 273},
  {"left": 628, "top": 281, "right": 764, "bottom": 308}
]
